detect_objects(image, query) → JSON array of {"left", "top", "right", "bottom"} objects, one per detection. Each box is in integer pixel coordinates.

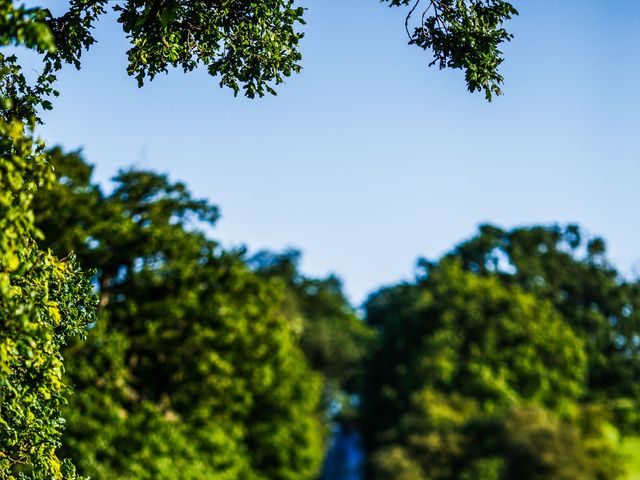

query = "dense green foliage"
[
  {"left": 360, "top": 225, "right": 640, "bottom": 480},
  {"left": 3, "top": 3, "right": 638, "bottom": 480},
  {"left": 371, "top": 404, "right": 622, "bottom": 480},
  {"left": 45, "top": 0, "right": 306, "bottom": 98},
  {"left": 32, "top": 150, "right": 327, "bottom": 480},
  {"left": 250, "top": 250, "right": 374, "bottom": 422},
  {"left": 439, "top": 225, "right": 640, "bottom": 429},
  {"left": 0, "top": 121, "right": 93, "bottom": 480},
  {"left": 1, "top": 7, "right": 94, "bottom": 479},
  {"left": 1, "top": 3, "right": 380, "bottom": 477}
]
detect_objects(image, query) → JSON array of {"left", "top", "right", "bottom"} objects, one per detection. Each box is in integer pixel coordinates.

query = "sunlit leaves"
[
  {"left": 0, "top": 121, "right": 94, "bottom": 480},
  {"left": 360, "top": 225, "right": 637, "bottom": 479}
]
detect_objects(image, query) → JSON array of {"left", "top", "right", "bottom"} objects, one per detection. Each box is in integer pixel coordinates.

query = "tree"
[
  {"left": 32, "top": 149, "right": 326, "bottom": 480},
  {"left": 437, "top": 224, "right": 640, "bottom": 430},
  {"left": 0, "top": 4, "right": 328, "bottom": 476},
  {"left": 0, "top": 2, "right": 514, "bottom": 477},
  {"left": 2, "top": 0, "right": 517, "bottom": 107},
  {"left": 360, "top": 258, "right": 621, "bottom": 479},
  {"left": 371, "top": 404, "right": 622, "bottom": 480},
  {"left": 0, "top": 122, "right": 94, "bottom": 480},
  {"left": 0, "top": 3, "right": 330, "bottom": 477}
]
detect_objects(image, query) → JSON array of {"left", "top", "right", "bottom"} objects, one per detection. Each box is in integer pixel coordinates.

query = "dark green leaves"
[
  {"left": 115, "top": 0, "right": 305, "bottom": 98},
  {"left": 5, "top": 0, "right": 518, "bottom": 104},
  {"left": 5, "top": 0, "right": 307, "bottom": 108},
  {"left": 384, "top": 0, "right": 518, "bottom": 100}
]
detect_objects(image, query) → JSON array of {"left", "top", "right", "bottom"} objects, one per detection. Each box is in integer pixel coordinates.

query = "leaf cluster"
[
  {"left": 0, "top": 122, "right": 95, "bottom": 480},
  {"left": 384, "top": 0, "right": 518, "bottom": 99}
]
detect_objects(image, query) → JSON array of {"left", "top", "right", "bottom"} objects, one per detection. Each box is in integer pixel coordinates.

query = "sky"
[{"left": 26, "top": 0, "right": 640, "bottom": 304}]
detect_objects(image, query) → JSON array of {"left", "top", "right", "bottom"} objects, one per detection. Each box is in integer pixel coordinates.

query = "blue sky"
[{"left": 31, "top": 0, "right": 640, "bottom": 304}]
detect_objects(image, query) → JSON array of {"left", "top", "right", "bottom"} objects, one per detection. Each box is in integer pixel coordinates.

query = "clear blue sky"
[{"left": 33, "top": 0, "right": 640, "bottom": 304}]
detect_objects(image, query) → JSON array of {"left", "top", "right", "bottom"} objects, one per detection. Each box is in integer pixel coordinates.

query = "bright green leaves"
[
  {"left": 115, "top": 0, "right": 305, "bottom": 98},
  {"left": 0, "top": 122, "right": 94, "bottom": 480},
  {"left": 0, "top": 246, "right": 92, "bottom": 480},
  {"left": 0, "top": 6, "right": 93, "bottom": 477},
  {"left": 0, "top": 1, "right": 60, "bottom": 124},
  {"left": 384, "top": 0, "right": 518, "bottom": 100}
]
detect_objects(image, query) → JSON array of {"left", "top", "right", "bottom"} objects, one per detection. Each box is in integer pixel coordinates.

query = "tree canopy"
[
  {"left": 250, "top": 249, "right": 374, "bottom": 424},
  {"left": 32, "top": 148, "right": 329, "bottom": 480},
  {"left": 384, "top": 0, "right": 517, "bottom": 99},
  {"left": 2, "top": 0, "right": 517, "bottom": 107},
  {"left": 360, "top": 224, "right": 639, "bottom": 480},
  {"left": 438, "top": 224, "right": 640, "bottom": 429},
  {"left": 0, "top": 122, "right": 94, "bottom": 480}
]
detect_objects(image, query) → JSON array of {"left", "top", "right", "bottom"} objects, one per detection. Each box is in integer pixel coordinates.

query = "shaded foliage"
[
  {"left": 250, "top": 249, "right": 374, "bottom": 423},
  {"left": 33, "top": 150, "right": 326, "bottom": 480},
  {"left": 362, "top": 260, "right": 586, "bottom": 444},
  {"left": 371, "top": 404, "right": 622, "bottom": 480}
]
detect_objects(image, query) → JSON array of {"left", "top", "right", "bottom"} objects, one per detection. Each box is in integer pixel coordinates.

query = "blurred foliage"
[
  {"left": 436, "top": 224, "right": 640, "bottom": 431},
  {"left": 619, "top": 436, "right": 640, "bottom": 480},
  {"left": 250, "top": 249, "right": 374, "bottom": 423},
  {"left": 3, "top": 4, "right": 637, "bottom": 480},
  {"left": 371, "top": 404, "right": 622, "bottom": 480},
  {"left": 32, "top": 149, "right": 326, "bottom": 480},
  {"left": 360, "top": 225, "right": 638, "bottom": 479},
  {"left": 0, "top": 3, "right": 331, "bottom": 476}
]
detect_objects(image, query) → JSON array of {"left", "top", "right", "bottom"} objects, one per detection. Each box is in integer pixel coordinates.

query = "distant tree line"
[
  {"left": 360, "top": 224, "right": 640, "bottom": 480},
  {"left": 28, "top": 147, "right": 372, "bottom": 480},
  {"left": 27, "top": 148, "right": 640, "bottom": 480}
]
